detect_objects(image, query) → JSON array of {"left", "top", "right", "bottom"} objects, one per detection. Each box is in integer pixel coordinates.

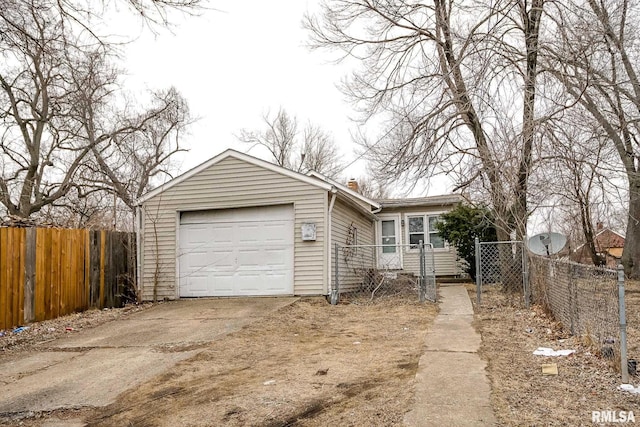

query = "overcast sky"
[
  {"left": 120, "top": 3, "right": 354, "bottom": 167},
  {"left": 117, "top": 0, "right": 452, "bottom": 196}
]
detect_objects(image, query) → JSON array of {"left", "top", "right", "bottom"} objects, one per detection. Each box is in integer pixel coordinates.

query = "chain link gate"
[
  {"left": 475, "top": 239, "right": 529, "bottom": 307},
  {"left": 333, "top": 242, "right": 436, "bottom": 303}
]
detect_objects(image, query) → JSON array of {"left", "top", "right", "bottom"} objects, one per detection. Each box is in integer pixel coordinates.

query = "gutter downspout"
[
  {"left": 328, "top": 187, "right": 338, "bottom": 304},
  {"left": 135, "top": 205, "right": 143, "bottom": 302}
]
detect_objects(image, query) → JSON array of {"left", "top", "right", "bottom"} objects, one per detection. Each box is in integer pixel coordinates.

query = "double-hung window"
[{"left": 407, "top": 214, "right": 445, "bottom": 249}]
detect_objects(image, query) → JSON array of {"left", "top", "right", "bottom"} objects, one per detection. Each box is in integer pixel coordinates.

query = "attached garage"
[
  {"left": 136, "top": 149, "right": 379, "bottom": 301},
  {"left": 178, "top": 205, "right": 294, "bottom": 297}
]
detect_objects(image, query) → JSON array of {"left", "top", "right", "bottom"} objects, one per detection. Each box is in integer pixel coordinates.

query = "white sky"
[
  {"left": 117, "top": 0, "right": 453, "bottom": 196},
  {"left": 121, "top": 3, "right": 356, "bottom": 171}
]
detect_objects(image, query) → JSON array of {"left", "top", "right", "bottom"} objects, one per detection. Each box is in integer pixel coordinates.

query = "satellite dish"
[{"left": 527, "top": 232, "right": 567, "bottom": 256}]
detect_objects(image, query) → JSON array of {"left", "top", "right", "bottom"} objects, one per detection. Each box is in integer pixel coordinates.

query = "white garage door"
[{"left": 178, "top": 205, "right": 294, "bottom": 297}]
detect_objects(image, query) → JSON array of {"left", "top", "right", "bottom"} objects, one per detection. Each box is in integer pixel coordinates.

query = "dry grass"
[
  {"left": 4, "top": 296, "right": 437, "bottom": 427},
  {"left": 471, "top": 283, "right": 639, "bottom": 426}
]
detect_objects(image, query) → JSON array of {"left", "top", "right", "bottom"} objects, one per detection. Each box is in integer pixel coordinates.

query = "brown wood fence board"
[
  {"left": 84, "top": 230, "right": 90, "bottom": 311},
  {"left": 24, "top": 228, "right": 36, "bottom": 323},
  {"left": 35, "top": 228, "right": 46, "bottom": 322},
  {"left": 89, "top": 230, "right": 100, "bottom": 307},
  {"left": 59, "top": 229, "right": 67, "bottom": 316},
  {"left": 100, "top": 230, "right": 106, "bottom": 308},
  {"left": 114, "top": 233, "right": 124, "bottom": 307},
  {"left": 73, "top": 230, "right": 81, "bottom": 312},
  {"left": 64, "top": 230, "right": 72, "bottom": 316},
  {"left": 1, "top": 228, "right": 9, "bottom": 330},
  {"left": 1, "top": 227, "right": 136, "bottom": 330},
  {"left": 10, "top": 229, "right": 17, "bottom": 327},
  {"left": 50, "top": 229, "right": 60, "bottom": 319},
  {"left": 14, "top": 228, "right": 25, "bottom": 327},
  {"left": 6, "top": 228, "right": 13, "bottom": 329},
  {"left": 0, "top": 228, "right": 25, "bottom": 330},
  {"left": 77, "top": 229, "right": 87, "bottom": 312},
  {"left": 69, "top": 230, "right": 76, "bottom": 312},
  {"left": 6, "top": 229, "right": 14, "bottom": 328}
]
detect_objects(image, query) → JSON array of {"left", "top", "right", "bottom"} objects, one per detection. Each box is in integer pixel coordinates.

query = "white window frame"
[{"left": 403, "top": 212, "right": 449, "bottom": 252}]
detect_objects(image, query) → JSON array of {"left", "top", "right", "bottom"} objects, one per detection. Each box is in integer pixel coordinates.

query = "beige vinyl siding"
[
  {"left": 399, "top": 248, "right": 458, "bottom": 276},
  {"left": 330, "top": 197, "right": 376, "bottom": 293},
  {"left": 140, "top": 156, "right": 327, "bottom": 300},
  {"left": 378, "top": 206, "right": 461, "bottom": 277}
]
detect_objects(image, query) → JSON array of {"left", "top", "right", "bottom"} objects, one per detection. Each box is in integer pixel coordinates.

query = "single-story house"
[
  {"left": 135, "top": 149, "right": 462, "bottom": 300},
  {"left": 375, "top": 195, "right": 465, "bottom": 277},
  {"left": 571, "top": 225, "right": 625, "bottom": 268}
]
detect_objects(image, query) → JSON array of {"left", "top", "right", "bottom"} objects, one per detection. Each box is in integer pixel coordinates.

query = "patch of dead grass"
[
  {"left": 75, "top": 296, "right": 438, "bottom": 427},
  {"left": 469, "top": 283, "right": 639, "bottom": 426}
]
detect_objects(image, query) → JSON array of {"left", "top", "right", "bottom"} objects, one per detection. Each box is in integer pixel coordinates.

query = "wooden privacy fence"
[{"left": 0, "top": 228, "right": 136, "bottom": 330}]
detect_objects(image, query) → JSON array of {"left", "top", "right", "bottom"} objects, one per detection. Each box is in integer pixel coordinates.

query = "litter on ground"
[
  {"left": 533, "top": 347, "right": 575, "bottom": 357},
  {"left": 618, "top": 384, "right": 640, "bottom": 394}
]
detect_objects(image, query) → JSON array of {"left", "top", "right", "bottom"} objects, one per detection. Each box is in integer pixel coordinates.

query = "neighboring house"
[
  {"left": 136, "top": 149, "right": 462, "bottom": 301},
  {"left": 571, "top": 226, "right": 625, "bottom": 268}
]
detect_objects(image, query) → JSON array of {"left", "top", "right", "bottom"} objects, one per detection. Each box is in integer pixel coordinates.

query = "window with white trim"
[{"left": 406, "top": 214, "right": 445, "bottom": 249}]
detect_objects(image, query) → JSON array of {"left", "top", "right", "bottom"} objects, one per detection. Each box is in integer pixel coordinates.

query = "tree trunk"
[{"left": 622, "top": 174, "right": 640, "bottom": 278}]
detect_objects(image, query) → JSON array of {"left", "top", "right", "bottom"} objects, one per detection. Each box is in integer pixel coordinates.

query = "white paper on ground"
[
  {"left": 619, "top": 384, "right": 640, "bottom": 394},
  {"left": 533, "top": 347, "right": 576, "bottom": 357}
]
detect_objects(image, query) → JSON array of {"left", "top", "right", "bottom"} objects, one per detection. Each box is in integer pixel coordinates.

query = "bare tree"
[
  {"left": 539, "top": 116, "right": 622, "bottom": 265},
  {"left": 0, "top": 4, "right": 95, "bottom": 218},
  {"left": 305, "top": 0, "right": 546, "bottom": 242},
  {"left": 238, "top": 108, "right": 345, "bottom": 178},
  {"left": 0, "top": 0, "right": 197, "bottom": 222},
  {"left": 543, "top": 0, "right": 640, "bottom": 276},
  {"left": 84, "top": 87, "right": 191, "bottom": 210}
]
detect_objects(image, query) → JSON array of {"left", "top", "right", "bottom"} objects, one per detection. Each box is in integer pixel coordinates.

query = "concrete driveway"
[{"left": 0, "top": 297, "right": 298, "bottom": 416}]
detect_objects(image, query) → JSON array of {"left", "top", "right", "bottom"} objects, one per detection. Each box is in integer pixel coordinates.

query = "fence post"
[
  {"left": 568, "top": 264, "right": 576, "bottom": 335},
  {"left": 618, "top": 264, "right": 629, "bottom": 384},
  {"left": 522, "top": 243, "right": 530, "bottom": 308},
  {"left": 330, "top": 243, "right": 339, "bottom": 305},
  {"left": 475, "top": 237, "right": 481, "bottom": 305}
]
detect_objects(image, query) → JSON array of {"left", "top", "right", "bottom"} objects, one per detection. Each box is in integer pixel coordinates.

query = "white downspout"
[
  {"left": 135, "top": 205, "right": 143, "bottom": 301},
  {"left": 327, "top": 187, "right": 338, "bottom": 304}
]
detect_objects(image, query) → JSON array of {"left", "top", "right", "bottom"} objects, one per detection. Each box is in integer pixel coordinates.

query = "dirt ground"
[
  {"left": 0, "top": 304, "right": 153, "bottom": 353},
  {"left": 471, "top": 282, "right": 640, "bottom": 426},
  {"left": 1, "top": 296, "right": 438, "bottom": 426}
]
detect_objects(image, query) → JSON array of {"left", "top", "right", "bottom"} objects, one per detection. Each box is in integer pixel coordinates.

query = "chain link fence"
[
  {"left": 475, "top": 238, "right": 630, "bottom": 381},
  {"left": 333, "top": 243, "right": 436, "bottom": 303},
  {"left": 475, "top": 240, "right": 528, "bottom": 307},
  {"left": 529, "top": 255, "right": 628, "bottom": 380}
]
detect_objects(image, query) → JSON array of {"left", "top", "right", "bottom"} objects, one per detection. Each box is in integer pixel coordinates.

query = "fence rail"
[
  {"left": 0, "top": 227, "right": 135, "bottom": 330},
  {"left": 333, "top": 242, "right": 436, "bottom": 303}
]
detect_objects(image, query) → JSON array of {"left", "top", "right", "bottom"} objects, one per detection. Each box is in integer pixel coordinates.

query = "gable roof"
[
  {"left": 572, "top": 227, "right": 625, "bottom": 253},
  {"left": 306, "top": 171, "right": 381, "bottom": 210},
  {"left": 594, "top": 228, "right": 625, "bottom": 248},
  {"left": 377, "top": 194, "right": 464, "bottom": 209},
  {"left": 137, "top": 149, "right": 333, "bottom": 205}
]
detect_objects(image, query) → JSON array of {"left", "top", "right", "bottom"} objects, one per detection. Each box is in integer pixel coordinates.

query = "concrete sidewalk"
[{"left": 404, "top": 284, "right": 496, "bottom": 426}]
